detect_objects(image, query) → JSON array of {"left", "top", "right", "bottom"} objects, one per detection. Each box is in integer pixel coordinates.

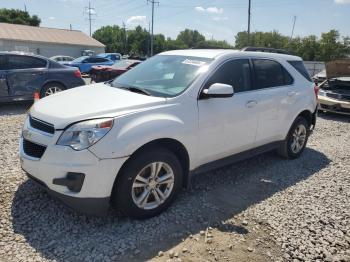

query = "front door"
[
  {"left": 197, "top": 59, "right": 259, "bottom": 165},
  {"left": 6, "top": 55, "right": 47, "bottom": 97}
]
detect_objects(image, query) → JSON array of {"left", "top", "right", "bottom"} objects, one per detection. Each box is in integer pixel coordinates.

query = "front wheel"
[
  {"left": 112, "top": 148, "right": 183, "bottom": 219},
  {"left": 278, "top": 116, "right": 310, "bottom": 159}
]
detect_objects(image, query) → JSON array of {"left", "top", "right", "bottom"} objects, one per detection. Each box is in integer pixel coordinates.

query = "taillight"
[
  {"left": 314, "top": 85, "right": 319, "bottom": 99},
  {"left": 74, "top": 70, "right": 82, "bottom": 78}
]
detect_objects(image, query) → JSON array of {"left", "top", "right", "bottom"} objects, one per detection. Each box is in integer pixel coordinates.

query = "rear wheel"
[
  {"left": 112, "top": 148, "right": 183, "bottom": 219},
  {"left": 40, "top": 82, "right": 65, "bottom": 98},
  {"left": 278, "top": 116, "right": 310, "bottom": 159}
]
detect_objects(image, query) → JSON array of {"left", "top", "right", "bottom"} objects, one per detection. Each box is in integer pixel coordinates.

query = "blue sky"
[{"left": 2, "top": 0, "right": 350, "bottom": 44}]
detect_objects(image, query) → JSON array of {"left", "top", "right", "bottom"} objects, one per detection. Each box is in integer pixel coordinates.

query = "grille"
[
  {"left": 23, "top": 139, "right": 46, "bottom": 158},
  {"left": 326, "top": 93, "right": 350, "bottom": 102},
  {"left": 29, "top": 116, "right": 55, "bottom": 134}
]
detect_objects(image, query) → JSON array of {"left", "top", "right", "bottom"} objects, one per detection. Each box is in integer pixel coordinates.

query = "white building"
[{"left": 0, "top": 23, "right": 105, "bottom": 58}]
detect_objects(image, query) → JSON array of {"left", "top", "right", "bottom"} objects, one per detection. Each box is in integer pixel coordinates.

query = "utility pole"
[
  {"left": 147, "top": 0, "right": 159, "bottom": 56},
  {"left": 24, "top": 4, "right": 27, "bottom": 12},
  {"left": 84, "top": 1, "right": 96, "bottom": 36},
  {"left": 290, "top": 15, "right": 297, "bottom": 41},
  {"left": 247, "top": 0, "right": 251, "bottom": 46},
  {"left": 122, "top": 21, "right": 127, "bottom": 55}
]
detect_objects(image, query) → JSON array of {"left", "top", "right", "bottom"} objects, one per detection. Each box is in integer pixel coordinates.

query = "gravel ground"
[{"left": 0, "top": 103, "right": 349, "bottom": 262}]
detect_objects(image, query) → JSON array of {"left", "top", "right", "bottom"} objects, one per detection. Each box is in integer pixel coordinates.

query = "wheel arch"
[
  {"left": 297, "top": 109, "right": 315, "bottom": 128},
  {"left": 112, "top": 138, "right": 190, "bottom": 196},
  {"left": 42, "top": 80, "right": 67, "bottom": 89}
]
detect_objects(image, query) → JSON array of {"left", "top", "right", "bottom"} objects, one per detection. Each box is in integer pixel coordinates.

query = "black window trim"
[
  {"left": 251, "top": 58, "right": 294, "bottom": 91},
  {"left": 198, "top": 57, "right": 254, "bottom": 99}
]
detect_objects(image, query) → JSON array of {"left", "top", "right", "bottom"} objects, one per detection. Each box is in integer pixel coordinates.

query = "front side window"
[
  {"left": 253, "top": 59, "right": 293, "bottom": 89},
  {"left": 205, "top": 59, "right": 252, "bottom": 93},
  {"left": 111, "top": 55, "right": 213, "bottom": 97},
  {"left": 8, "top": 55, "right": 47, "bottom": 70}
]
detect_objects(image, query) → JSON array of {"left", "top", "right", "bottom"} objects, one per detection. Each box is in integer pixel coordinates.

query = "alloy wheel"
[
  {"left": 291, "top": 124, "right": 307, "bottom": 154},
  {"left": 131, "top": 162, "right": 175, "bottom": 210},
  {"left": 44, "top": 86, "right": 63, "bottom": 96}
]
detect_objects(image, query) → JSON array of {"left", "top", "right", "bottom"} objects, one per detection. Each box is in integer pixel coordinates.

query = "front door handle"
[
  {"left": 287, "top": 91, "right": 297, "bottom": 97},
  {"left": 246, "top": 100, "right": 257, "bottom": 108}
]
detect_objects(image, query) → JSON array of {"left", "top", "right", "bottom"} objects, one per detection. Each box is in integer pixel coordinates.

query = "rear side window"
[
  {"left": 253, "top": 59, "right": 293, "bottom": 89},
  {"left": 8, "top": 55, "right": 47, "bottom": 69},
  {"left": 288, "top": 60, "right": 312, "bottom": 82},
  {"left": 205, "top": 59, "right": 252, "bottom": 93}
]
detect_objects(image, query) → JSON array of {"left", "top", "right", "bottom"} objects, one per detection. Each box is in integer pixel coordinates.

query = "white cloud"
[
  {"left": 195, "top": 6, "right": 224, "bottom": 14},
  {"left": 48, "top": 16, "right": 55, "bottom": 20},
  {"left": 126, "top": 15, "right": 146, "bottom": 24},
  {"left": 213, "top": 16, "right": 228, "bottom": 21},
  {"left": 334, "top": 0, "right": 350, "bottom": 4}
]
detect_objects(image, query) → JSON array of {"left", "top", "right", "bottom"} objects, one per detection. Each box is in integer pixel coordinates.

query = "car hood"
[{"left": 29, "top": 83, "right": 167, "bottom": 129}]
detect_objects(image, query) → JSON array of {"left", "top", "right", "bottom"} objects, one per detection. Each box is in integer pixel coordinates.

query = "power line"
[
  {"left": 84, "top": 1, "right": 96, "bottom": 36},
  {"left": 147, "top": 0, "right": 159, "bottom": 56}
]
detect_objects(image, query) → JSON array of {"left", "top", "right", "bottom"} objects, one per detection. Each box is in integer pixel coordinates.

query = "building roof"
[{"left": 0, "top": 23, "right": 105, "bottom": 47}]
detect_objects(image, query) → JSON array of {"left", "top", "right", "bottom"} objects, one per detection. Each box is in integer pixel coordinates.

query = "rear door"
[
  {"left": 0, "top": 55, "right": 9, "bottom": 98},
  {"left": 6, "top": 55, "right": 48, "bottom": 97},
  {"left": 251, "top": 58, "right": 295, "bottom": 146}
]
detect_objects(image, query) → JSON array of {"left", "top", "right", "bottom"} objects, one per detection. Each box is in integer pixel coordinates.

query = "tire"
[
  {"left": 40, "top": 82, "right": 65, "bottom": 98},
  {"left": 277, "top": 116, "right": 310, "bottom": 159},
  {"left": 112, "top": 147, "right": 183, "bottom": 219}
]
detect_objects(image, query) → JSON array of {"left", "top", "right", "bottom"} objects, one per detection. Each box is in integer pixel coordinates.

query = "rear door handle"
[
  {"left": 287, "top": 91, "right": 297, "bottom": 97},
  {"left": 246, "top": 100, "right": 257, "bottom": 108}
]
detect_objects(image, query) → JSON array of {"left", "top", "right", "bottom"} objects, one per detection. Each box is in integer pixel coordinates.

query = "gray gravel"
[{"left": 0, "top": 103, "right": 349, "bottom": 262}]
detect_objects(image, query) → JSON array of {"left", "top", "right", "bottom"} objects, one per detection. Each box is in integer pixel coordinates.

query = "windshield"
[
  {"left": 111, "top": 55, "right": 212, "bottom": 97},
  {"left": 72, "top": 56, "right": 88, "bottom": 63},
  {"left": 112, "top": 60, "right": 135, "bottom": 69}
]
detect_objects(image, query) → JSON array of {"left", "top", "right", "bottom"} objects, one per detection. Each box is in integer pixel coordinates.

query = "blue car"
[
  {"left": 97, "top": 53, "right": 122, "bottom": 62},
  {"left": 64, "top": 56, "right": 114, "bottom": 74}
]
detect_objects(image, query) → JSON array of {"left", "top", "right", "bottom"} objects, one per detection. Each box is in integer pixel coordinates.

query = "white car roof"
[{"left": 159, "top": 49, "right": 302, "bottom": 61}]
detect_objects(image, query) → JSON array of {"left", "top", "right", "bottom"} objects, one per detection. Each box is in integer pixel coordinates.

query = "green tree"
[
  {"left": 0, "top": 8, "right": 40, "bottom": 26},
  {"left": 92, "top": 25, "right": 125, "bottom": 53},
  {"left": 176, "top": 29, "right": 205, "bottom": 48},
  {"left": 165, "top": 38, "right": 188, "bottom": 50},
  {"left": 234, "top": 29, "right": 349, "bottom": 61},
  {"left": 234, "top": 31, "right": 289, "bottom": 49},
  {"left": 318, "top": 30, "right": 348, "bottom": 61}
]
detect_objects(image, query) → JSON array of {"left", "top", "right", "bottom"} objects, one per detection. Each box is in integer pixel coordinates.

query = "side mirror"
[{"left": 201, "top": 83, "right": 234, "bottom": 99}]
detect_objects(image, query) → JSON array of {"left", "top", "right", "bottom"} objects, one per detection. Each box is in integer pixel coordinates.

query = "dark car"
[
  {"left": 0, "top": 52, "right": 85, "bottom": 102},
  {"left": 90, "top": 59, "right": 141, "bottom": 83}
]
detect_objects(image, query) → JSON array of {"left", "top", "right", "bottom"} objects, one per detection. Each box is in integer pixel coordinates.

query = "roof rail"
[{"left": 241, "top": 46, "right": 293, "bottom": 55}]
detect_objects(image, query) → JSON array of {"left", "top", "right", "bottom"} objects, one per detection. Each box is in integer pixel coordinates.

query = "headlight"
[{"left": 57, "top": 118, "right": 114, "bottom": 150}]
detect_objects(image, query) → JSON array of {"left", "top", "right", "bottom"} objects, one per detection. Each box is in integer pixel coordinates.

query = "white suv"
[{"left": 20, "top": 49, "right": 317, "bottom": 218}]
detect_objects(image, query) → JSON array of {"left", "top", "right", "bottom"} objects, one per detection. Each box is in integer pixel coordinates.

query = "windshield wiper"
[{"left": 117, "top": 85, "right": 151, "bottom": 96}]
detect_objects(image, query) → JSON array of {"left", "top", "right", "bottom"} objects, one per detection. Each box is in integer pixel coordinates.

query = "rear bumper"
[{"left": 25, "top": 172, "right": 110, "bottom": 215}]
